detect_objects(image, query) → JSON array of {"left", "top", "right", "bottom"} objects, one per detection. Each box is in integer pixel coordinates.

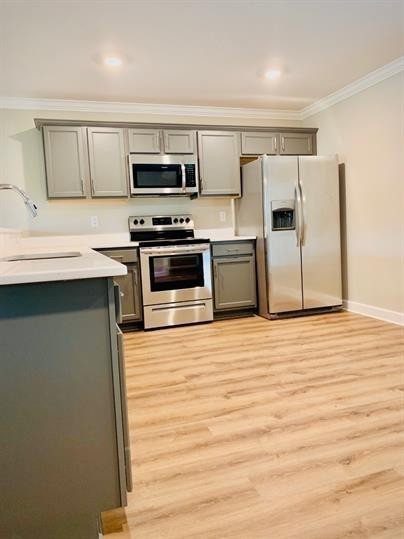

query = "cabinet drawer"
[{"left": 212, "top": 241, "right": 254, "bottom": 257}]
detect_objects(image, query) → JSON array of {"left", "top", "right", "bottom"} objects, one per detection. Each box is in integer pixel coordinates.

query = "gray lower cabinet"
[
  {"left": 99, "top": 248, "right": 142, "bottom": 322},
  {"left": 197, "top": 131, "right": 241, "bottom": 196},
  {"left": 0, "top": 278, "right": 132, "bottom": 539},
  {"left": 87, "top": 127, "right": 128, "bottom": 197},
  {"left": 280, "top": 132, "right": 313, "bottom": 155},
  {"left": 43, "top": 125, "right": 88, "bottom": 198},
  {"left": 212, "top": 241, "right": 257, "bottom": 311}
]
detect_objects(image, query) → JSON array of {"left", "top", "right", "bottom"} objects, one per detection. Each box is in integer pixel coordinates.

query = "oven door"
[
  {"left": 130, "top": 162, "right": 187, "bottom": 195},
  {"left": 140, "top": 244, "right": 212, "bottom": 306}
]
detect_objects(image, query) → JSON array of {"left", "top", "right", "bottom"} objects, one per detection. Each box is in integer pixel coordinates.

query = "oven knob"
[
  {"left": 173, "top": 218, "right": 178, "bottom": 224},
  {"left": 140, "top": 219, "right": 145, "bottom": 225},
  {"left": 179, "top": 218, "right": 184, "bottom": 224},
  {"left": 133, "top": 219, "right": 139, "bottom": 225},
  {"left": 185, "top": 217, "right": 190, "bottom": 223}
]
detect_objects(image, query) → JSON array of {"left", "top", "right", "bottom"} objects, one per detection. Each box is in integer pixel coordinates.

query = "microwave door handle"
[{"left": 180, "top": 162, "right": 186, "bottom": 192}]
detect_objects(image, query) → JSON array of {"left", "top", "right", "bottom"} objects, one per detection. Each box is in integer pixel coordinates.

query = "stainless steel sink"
[{"left": 2, "top": 251, "right": 82, "bottom": 262}]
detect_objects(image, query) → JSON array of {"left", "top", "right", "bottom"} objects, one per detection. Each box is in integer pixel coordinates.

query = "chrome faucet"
[{"left": 0, "top": 184, "right": 38, "bottom": 217}]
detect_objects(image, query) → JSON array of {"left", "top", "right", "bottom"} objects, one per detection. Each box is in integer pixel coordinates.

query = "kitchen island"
[{"left": 0, "top": 246, "right": 130, "bottom": 539}]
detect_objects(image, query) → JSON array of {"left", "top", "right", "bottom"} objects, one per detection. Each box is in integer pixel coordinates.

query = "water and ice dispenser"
[{"left": 271, "top": 200, "right": 295, "bottom": 231}]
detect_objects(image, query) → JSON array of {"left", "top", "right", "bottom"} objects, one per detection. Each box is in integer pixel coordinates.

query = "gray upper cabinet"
[
  {"left": 197, "top": 131, "right": 241, "bottom": 196},
  {"left": 212, "top": 242, "right": 257, "bottom": 311},
  {"left": 280, "top": 132, "right": 313, "bottom": 155},
  {"left": 163, "top": 130, "right": 195, "bottom": 154},
  {"left": 43, "top": 126, "right": 88, "bottom": 198},
  {"left": 87, "top": 127, "right": 128, "bottom": 197},
  {"left": 241, "top": 132, "right": 278, "bottom": 155},
  {"left": 128, "top": 128, "right": 161, "bottom": 153}
]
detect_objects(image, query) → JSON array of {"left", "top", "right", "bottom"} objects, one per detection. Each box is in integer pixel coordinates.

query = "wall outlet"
[
  {"left": 219, "top": 211, "right": 226, "bottom": 223},
  {"left": 90, "top": 215, "right": 99, "bottom": 228}
]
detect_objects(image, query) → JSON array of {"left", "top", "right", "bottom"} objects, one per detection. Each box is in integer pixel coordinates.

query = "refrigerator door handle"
[
  {"left": 299, "top": 183, "right": 305, "bottom": 245},
  {"left": 295, "top": 186, "right": 302, "bottom": 246}
]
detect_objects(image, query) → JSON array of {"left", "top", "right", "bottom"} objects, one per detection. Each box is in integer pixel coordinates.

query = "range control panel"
[{"left": 129, "top": 215, "right": 194, "bottom": 231}]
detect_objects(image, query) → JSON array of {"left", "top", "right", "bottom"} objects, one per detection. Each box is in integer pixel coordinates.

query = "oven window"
[
  {"left": 149, "top": 254, "right": 204, "bottom": 291},
  {"left": 133, "top": 164, "right": 181, "bottom": 188}
]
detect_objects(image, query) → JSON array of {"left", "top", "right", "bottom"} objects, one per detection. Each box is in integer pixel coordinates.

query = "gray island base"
[{"left": 0, "top": 277, "right": 131, "bottom": 539}]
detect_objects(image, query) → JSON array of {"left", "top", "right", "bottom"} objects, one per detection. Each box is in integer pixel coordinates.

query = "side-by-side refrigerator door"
[
  {"left": 265, "top": 156, "right": 303, "bottom": 314},
  {"left": 298, "top": 156, "right": 342, "bottom": 309}
]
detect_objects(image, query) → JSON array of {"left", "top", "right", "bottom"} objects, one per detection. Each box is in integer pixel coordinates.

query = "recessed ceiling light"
[
  {"left": 104, "top": 56, "right": 123, "bottom": 67},
  {"left": 265, "top": 68, "right": 282, "bottom": 80}
]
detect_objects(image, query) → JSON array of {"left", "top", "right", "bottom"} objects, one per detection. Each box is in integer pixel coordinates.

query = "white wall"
[
  {"left": 0, "top": 108, "right": 299, "bottom": 234},
  {"left": 304, "top": 73, "right": 404, "bottom": 316}
]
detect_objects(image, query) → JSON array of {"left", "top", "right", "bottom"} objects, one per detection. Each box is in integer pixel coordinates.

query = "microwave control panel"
[{"left": 185, "top": 164, "right": 196, "bottom": 187}]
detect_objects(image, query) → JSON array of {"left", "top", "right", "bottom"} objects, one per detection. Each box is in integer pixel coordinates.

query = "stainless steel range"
[{"left": 129, "top": 215, "right": 213, "bottom": 329}]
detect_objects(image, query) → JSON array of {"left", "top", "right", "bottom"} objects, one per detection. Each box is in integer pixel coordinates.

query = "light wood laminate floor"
[{"left": 103, "top": 312, "right": 404, "bottom": 539}]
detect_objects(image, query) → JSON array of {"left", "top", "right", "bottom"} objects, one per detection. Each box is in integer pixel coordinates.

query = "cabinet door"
[
  {"left": 213, "top": 256, "right": 257, "bottom": 310},
  {"left": 116, "top": 325, "right": 133, "bottom": 493},
  {"left": 241, "top": 132, "right": 278, "bottom": 155},
  {"left": 198, "top": 131, "right": 241, "bottom": 196},
  {"left": 163, "top": 130, "right": 195, "bottom": 154},
  {"left": 43, "top": 126, "right": 88, "bottom": 198},
  {"left": 113, "top": 263, "right": 142, "bottom": 322},
  {"left": 87, "top": 127, "right": 128, "bottom": 197},
  {"left": 128, "top": 129, "right": 161, "bottom": 153},
  {"left": 279, "top": 133, "right": 313, "bottom": 155}
]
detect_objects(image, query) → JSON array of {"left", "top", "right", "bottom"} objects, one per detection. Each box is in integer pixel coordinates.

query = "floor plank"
[{"left": 102, "top": 312, "right": 404, "bottom": 539}]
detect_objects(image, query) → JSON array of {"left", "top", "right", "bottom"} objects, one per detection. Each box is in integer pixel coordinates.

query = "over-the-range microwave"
[{"left": 129, "top": 154, "right": 199, "bottom": 196}]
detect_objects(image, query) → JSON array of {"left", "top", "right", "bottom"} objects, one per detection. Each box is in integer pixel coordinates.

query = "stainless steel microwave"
[{"left": 129, "top": 154, "right": 198, "bottom": 196}]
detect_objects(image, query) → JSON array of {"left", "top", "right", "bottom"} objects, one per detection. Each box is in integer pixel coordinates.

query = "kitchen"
[{"left": 0, "top": 1, "right": 403, "bottom": 538}]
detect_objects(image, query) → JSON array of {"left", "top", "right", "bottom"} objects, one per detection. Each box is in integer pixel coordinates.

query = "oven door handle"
[{"left": 141, "top": 245, "right": 210, "bottom": 256}]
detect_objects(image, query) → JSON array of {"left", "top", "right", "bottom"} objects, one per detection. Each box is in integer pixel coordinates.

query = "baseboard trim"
[{"left": 343, "top": 300, "right": 404, "bottom": 326}]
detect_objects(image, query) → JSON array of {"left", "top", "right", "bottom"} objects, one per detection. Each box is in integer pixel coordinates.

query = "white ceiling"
[{"left": 0, "top": 0, "right": 402, "bottom": 111}]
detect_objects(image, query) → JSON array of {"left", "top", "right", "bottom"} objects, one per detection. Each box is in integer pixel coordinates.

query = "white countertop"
[
  {"left": 0, "top": 229, "right": 255, "bottom": 286},
  {"left": 0, "top": 247, "right": 127, "bottom": 286}
]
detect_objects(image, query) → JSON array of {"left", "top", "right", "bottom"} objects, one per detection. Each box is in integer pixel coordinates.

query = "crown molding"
[
  {"left": 1, "top": 57, "right": 402, "bottom": 121},
  {"left": 301, "top": 56, "right": 404, "bottom": 119},
  {"left": 0, "top": 96, "right": 301, "bottom": 121}
]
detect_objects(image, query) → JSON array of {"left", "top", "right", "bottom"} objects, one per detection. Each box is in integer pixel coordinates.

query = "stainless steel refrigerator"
[{"left": 237, "top": 155, "right": 342, "bottom": 318}]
